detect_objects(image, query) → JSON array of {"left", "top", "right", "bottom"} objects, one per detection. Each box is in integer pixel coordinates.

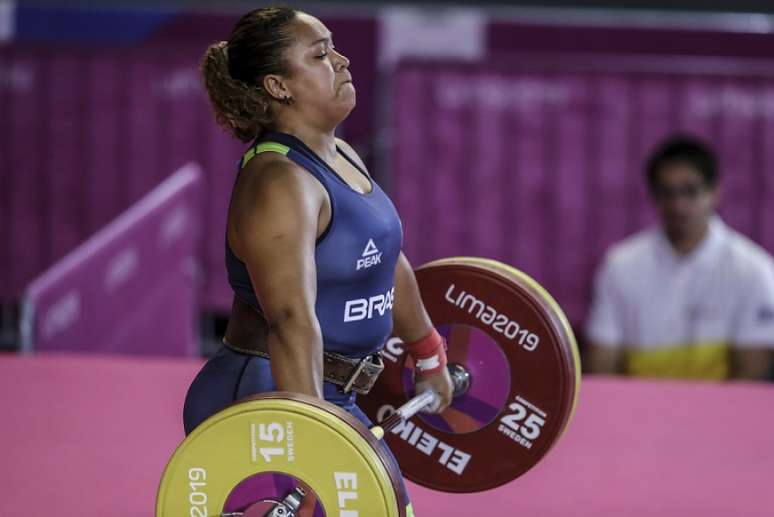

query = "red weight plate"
[
  {"left": 437, "top": 257, "right": 581, "bottom": 443},
  {"left": 359, "top": 260, "right": 578, "bottom": 493}
]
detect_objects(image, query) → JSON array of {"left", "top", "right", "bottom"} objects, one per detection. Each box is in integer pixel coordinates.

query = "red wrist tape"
[{"left": 405, "top": 328, "right": 447, "bottom": 375}]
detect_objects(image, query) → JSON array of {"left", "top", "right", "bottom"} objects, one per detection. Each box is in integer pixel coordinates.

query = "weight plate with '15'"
[{"left": 156, "top": 392, "right": 406, "bottom": 516}]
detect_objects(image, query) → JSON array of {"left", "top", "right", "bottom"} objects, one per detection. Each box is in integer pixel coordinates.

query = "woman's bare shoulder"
[{"left": 234, "top": 150, "right": 321, "bottom": 201}]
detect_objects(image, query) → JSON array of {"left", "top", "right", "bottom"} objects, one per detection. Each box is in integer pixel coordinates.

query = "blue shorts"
[{"left": 183, "top": 346, "right": 412, "bottom": 511}]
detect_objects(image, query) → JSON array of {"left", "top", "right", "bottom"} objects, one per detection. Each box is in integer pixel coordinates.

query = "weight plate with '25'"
[{"left": 359, "top": 257, "right": 581, "bottom": 493}]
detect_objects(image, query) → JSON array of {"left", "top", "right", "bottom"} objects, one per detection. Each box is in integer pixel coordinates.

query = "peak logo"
[
  {"left": 344, "top": 287, "right": 395, "bottom": 322},
  {"left": 356, "top": 239, "right": 382, "bottom": 271}
]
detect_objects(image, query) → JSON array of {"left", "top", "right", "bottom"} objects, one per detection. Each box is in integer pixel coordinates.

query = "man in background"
[{"left": 585, "top": 135, "right": 774, "bottom": 380}]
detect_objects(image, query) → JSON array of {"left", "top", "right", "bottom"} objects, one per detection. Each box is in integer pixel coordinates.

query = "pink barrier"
[
  {"left": 20, "top": 164, "right": 203, "bottom": 356},
  {"left": 1, "top": 354, "right": 773, "bottom": 516},
  {"left": 392, "top": 57, "right": 774, "bottom": 325}
]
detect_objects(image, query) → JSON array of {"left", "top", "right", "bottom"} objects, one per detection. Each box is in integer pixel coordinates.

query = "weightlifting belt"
[{"left": 222, "top": 338, "right": 385, "bottom": 395}]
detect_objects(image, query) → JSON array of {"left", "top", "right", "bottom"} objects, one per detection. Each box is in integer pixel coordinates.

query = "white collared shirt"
[{"left": 587, "top": 216, "right": 774, "bottom": 351}]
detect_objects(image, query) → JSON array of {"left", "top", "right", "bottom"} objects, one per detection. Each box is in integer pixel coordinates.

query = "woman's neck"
[{"left": 273, "top": 120, "right": 338, "bottom": 162}]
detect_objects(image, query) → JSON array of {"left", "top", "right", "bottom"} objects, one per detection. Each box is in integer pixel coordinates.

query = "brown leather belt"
[{"left": 222, "top": 338, "right": 384, "bottom": 395}]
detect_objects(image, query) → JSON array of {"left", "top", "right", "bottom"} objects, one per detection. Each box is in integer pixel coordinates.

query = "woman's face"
[{"left": 280, "top": 13, "right": 356, "bottom": 122}]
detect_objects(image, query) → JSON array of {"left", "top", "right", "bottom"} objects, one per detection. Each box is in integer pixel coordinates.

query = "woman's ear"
[{"left": 263, "top": 74, "right": 289, "bottom": 101}]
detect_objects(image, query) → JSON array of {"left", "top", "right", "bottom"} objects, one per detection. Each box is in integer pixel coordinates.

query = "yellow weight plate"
[{"left": 157, "top": 393, "right": 402, "bottom": 517}]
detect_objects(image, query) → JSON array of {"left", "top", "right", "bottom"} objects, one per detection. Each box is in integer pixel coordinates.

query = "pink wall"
[{"left": 391, "top": 57, "right": 774, "bottom": 325}]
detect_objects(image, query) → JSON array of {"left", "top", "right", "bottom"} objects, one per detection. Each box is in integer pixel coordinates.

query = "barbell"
[{"left": 156, "top": 257, "right": 581, "bottom": 516}]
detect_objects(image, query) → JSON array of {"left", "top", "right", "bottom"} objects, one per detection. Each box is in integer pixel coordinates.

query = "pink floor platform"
[{"left": 2, "top": 354, "right": 773, "bottom": 517}]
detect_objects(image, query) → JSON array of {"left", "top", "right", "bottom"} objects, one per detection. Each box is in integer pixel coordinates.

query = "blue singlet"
[{"left": 225, "top": 131, "right": 403, "bottom": 357}]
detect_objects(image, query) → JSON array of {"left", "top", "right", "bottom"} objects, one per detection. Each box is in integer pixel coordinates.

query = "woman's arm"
[
  {"left": 228, "top": 155, "right": 327, "bottom": 397},
  {"left": 392, "top": 253, "right": 433, "bottom": 341},
  {"left": 393, "top": 252, "right": 453, "bottom": 412}
]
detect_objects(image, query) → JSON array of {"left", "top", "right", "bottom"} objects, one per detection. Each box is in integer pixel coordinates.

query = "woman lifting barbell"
[{"left": 182, "top": 6, "right": 454, "bottom": 514}]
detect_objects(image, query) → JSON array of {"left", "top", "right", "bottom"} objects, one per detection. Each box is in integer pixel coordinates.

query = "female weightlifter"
[{"left": 182, "top": 6, "right": 453, "bottom": 514}]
